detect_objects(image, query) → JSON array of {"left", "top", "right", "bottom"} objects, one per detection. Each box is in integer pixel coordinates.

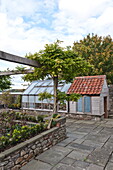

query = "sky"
[{"left": 0, "top": 0, "right": 113, "bottom": 89}]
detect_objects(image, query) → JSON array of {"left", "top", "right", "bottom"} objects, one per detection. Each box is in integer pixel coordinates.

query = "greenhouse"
[{"left": 22, "top": 79, "right": 71, "bottom": 112}]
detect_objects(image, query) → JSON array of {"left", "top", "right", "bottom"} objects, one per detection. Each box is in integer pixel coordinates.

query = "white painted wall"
[
  {"left": 69, "top": 101, "right": 76, "bottom": 113},
  {"left": 91, "top": 96, "right": 100, "bottom": 115},
  {"left": 100, "top": 79, "right": 109, "bottom": 114}
]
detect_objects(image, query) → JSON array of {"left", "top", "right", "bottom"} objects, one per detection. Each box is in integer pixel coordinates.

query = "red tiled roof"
[{"left": 67, "top": 75, "right": 106, "bottom": 95}]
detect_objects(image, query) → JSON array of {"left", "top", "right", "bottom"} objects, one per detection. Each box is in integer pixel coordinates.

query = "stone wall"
[
  {"left": 108, "top": 85, "right": 113, "bottom": 116},
  {"left": 65, "top": 113, "right": 104, "bottom": 121},
  {"left": 0, "top": 117, "right": 66, "bottom": 170}
]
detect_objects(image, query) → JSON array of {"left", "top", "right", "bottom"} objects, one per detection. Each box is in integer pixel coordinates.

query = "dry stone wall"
[
  {"left": 0, "top": 117, "right": 66, "bottom": 170},
  {"left": 108, "top": 85, "right": 113, "bottom": 116}
]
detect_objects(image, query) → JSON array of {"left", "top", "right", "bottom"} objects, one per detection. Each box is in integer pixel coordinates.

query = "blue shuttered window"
[
  {"left": 84, "top": 96, "right": 91, "bottom": 112},
  {"left": 77, "top": 97, "right": 82, "bottom": 112},
  {"left": 77, "top": 96, "right": 91, "bottom": 113}
]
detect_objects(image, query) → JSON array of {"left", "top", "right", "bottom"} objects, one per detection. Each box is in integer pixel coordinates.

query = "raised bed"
[{"left": 0, "top": 117, "right": 66, "bottom": 170}]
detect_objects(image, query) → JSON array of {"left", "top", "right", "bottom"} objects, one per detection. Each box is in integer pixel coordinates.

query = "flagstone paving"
[{"left": 21, "top": 118, "right": 113, "bottom": 170}]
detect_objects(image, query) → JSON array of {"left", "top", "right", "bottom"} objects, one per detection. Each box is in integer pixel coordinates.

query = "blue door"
[
  {"left": 84, "top": 96, "right": 91, "bottom": 112},
  {"left": 77, "top": 97, "right": 83, "bottom": 112}
]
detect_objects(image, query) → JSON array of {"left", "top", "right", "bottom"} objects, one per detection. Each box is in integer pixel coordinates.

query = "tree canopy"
[
  {"left": 23, "top": 40, "right": 90, "bottom": 114},
  {"left": 23, "top": 40, "right": 89, "bottom": 82},
  {"left": 0, "top": 75, "right": 12, "bottom": 91},
  {"left": 73, "top": 34, "right": 113, "bottom": 84}
]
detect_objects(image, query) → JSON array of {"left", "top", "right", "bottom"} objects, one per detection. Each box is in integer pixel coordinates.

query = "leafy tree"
[
  {"left": 38, "top": 92, "right": 53, "bottom": 109},
  {"left": 73, "top": 34, "right": 113, "bottom": 84},
  {"left": 0, "top": 91, "right": 13, "bottom": 108},
  {"left": 23, "top": 40, "right": 90, "bottom": 114},
  {"left": 38, "top": 92, "right": 53, "bottom": 101},
  {"left": 15, "top": 66, "right": 26, "bottom": 73},
  {"left": 0, "top": 75, "right": 12, "bottom": 91},
  {"left": 57, "top": 90, "right": 81, "bottom": 104}
]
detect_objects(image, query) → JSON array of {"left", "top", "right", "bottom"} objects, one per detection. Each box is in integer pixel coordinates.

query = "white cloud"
[
  {"left": 0, "top": 0, "right": 113, "bottom": 89},
  {"left": 1, "top": 0, "right": 41, "bottom": 18},
  {"left": 59, "top": 0, "right": 113, "bottom": 19}
]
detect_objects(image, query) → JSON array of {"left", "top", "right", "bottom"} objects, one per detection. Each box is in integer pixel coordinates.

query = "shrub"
[{"left": 0, "top": 123, "right": 46, "bottom": 152}]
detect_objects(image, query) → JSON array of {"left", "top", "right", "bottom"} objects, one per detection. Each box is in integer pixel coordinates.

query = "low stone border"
[
  {"left": 0, "top": 117, "right": 66, "bottom": 170},
  {"left": 66, "top": 113, "right": 104, "bottom": 121}
]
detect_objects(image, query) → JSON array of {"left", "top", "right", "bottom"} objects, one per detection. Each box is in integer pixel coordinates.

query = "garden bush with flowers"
[{"left": 0, "top": 111, "right": 54, "bottom": 152}]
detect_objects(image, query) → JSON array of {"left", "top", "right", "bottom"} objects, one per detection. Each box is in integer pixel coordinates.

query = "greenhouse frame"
[{"left": 22, "top": 79, "right": 71, "bottom": 112}]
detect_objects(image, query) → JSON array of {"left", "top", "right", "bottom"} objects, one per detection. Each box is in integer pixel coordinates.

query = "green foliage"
[
  {"left": 15, "top": 66, "right": 26, "bottom": 72},
  {"left": 0, "top": 75, "right": 11, "bottom": 91},
  {"left": 0, "top": 91, "right": 13, "bottom": 107},
  {"left": 0, "top": 123, "right": 46, "bottom": 151},
  {"left": 68, "top": 93, "right": 81, "bottom": 102},
  {"left": 57, "top": 90, "right": 81, "bottom": 104},
  {"left": 38, "top": 92, "right": 53, "bottom": 101},
  {"left": 73, "top": 34, "right": 113, "bottom": 84},
  {"left": 52, "top": 113, "right": 61, "bottom": 119},
  {"left": 23, "top": 40, "right": 90, "bottom": 83},
  {"left": 15, "top": 112, "right": 44, "bottom": 123},
  {"left": 0, "top": 111, "right": 48, "bottom": 151},
  {"left": 0, "top": 110, "right": 60, "bottom": 151},
  {"left": 23, "top": 40, "right": 90, "bottom": 113}
]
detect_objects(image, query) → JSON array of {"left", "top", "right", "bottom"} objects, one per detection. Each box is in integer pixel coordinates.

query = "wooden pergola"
[{"left": 0, "top": 51, "right": 40, "bottom": 76}]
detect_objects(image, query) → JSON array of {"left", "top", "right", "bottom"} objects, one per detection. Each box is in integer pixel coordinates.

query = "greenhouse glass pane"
[
  {"left": 84, "top": 96, "right": 91, "bottom": 112},
  {"left": 41, "top": 80, "right": 52, "bottom": 86},
  {"left": 58, "top": 86, "right": 63, "bottom": 91},
  {"left": 23, "top": 81, "right": 37, "bottom": 94},
  {"left": 36, "top": 96, "right": 44, "bottom": 103},
  {"left": 49, "top": 81, "right": 54, "bottom": 86},
  {"left": 61, "top": 83, "right": 71, "bottom": 92},
  {"left": 22, "top": 96, "right": 28, "bottom": 102},
  {"left": 29, "top": 103, "right": 35, "bottom": 108},
  {"left": 35, "top": 81, "right": 44, "bottom": 86},
  {"left": 29, "top": 87, "right": 39, "bottom": 94},
  {"left": 46, "top": 87, "right": 53, "bottom": 93},
  {"left": 37, "top": 87, "right": 45, "bottom": 94},
  {"left": 77, "top": 97, "right": 83, "bottom": 112},
  {"left": 29, "top": 96, "right": 35, "bottom": 103}
]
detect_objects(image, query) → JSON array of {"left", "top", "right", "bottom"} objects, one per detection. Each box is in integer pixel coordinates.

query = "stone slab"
[
  {"left": 61, "top": 157, "right": 75, "bottom": 165},
  {"left": 21, "top": 160, "right": 52, "bottom": 170},
  {"left": 72, "top": 160, "right": 90, "bottom": 169},
  {"left": 57, "top": 137, "right": 75, "bottom": 147},
  {"left": 36, "top": 146, "right": 72, "bottom": 165},
  {"left": 86, "top": 147, "right": 112, "bottom": 167},
  {"left": 109, "top": 153, "right": 113, "bottom": 163},
  {"left": 73, "top": 138, "right": 85, "bottom": 144},
  {"left": 76, "top": 127, "right": 93, "bottom": 133},
  {"left": 91, "top": 127, "right": 104, "bottom": 135},
  {"left": 85, "top": 134, "right": 109, "bottom": 143},
  {"left": 105, "top": 162, "right": 113, "bottom": 170},
  {"left": 51, "top": 163, "right": 83, "bottom": 170},
  {"left": 67, "top": 132, "right": 88, "bottom": 140},
  {"left": 87, "top": 164, "right": 103, "bottom": 170},
  {"left": 67, "top": 143, "right": 94, "bottom": 153},
  {"left": 82, "top": 139, "right": 104, "bottom": 148},
  {"left": 67, "top": 150, "right": 89, "bottom": 161}
]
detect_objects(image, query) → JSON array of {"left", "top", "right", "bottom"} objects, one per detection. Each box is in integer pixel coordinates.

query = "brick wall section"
[
  {"left": 0, "top": 117, "right": 66, "bottom": 170},
  {"left": 108, "top": 85, "right": 113, "bottom": 115}
]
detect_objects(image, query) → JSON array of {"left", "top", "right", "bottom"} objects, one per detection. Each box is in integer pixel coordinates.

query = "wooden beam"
[
  {"left": 0, "top": 69, "right": 34, "bottom": 76},
  {"left": 0, "top": 51, "right": 41, "bottom": 67}
]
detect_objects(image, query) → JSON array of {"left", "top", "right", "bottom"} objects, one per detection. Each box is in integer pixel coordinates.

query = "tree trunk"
[
  {"left": 53, "top": 76, "right": 58, "bottom": 114},
  {"left": 47, "top": 76, "right": 58, "bottom": 129}
]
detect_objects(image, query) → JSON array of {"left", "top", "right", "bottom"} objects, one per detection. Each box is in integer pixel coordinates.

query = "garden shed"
[
  {"left": 22, "top": 79, "right": 71, "bottom": 112},
  {"left": 67, "top": 75, "right": 109, "bottom": 118}
]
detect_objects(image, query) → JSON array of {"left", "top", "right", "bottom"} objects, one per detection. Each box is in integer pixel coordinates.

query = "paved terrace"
[{"left": 21, "top": 119, "right": 113, "bottom": 170}]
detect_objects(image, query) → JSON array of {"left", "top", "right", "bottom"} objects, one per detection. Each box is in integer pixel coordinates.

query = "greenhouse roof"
[{"left": 23, "top": 79, "right": 71, "bottom": 95}]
